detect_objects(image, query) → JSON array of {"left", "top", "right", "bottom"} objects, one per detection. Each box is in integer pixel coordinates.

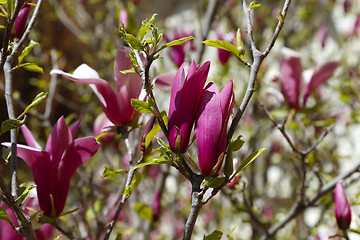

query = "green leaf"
[
  {"left": 236, "top": 28, "right": 245, "bottom": 56},
  {"left": 134, "top": 202, "right": 153, "bottom": 221},
  {"left": 18, "top": 40, "right": 39, "bottom": 64},
  {"left": 124, "top": 171, "right": 142, "bottom": 196},
  {"left": 19, "top": 63, "right": 43, "bottom": 73},
  {"left": 133, "top": 158, "right": 171, "bottom": 170},
  {"left": 29, "top": 210, "right": 43, "bottom": 221},
  {"left": 120, "top": 68, "right": 136, "bottom": 75},
  {"left": 145, "top": 124, "right": 161, "bottom": 148},
  {"left": 202, "top": 40, "right": 239, "bottom": 57},
  {"left": 131, "top": 99, "right": 152, "bottom": 114},
  {"left": 250, "top": 1, "right": 261, "bottom": 10},
  {"left": 16, "top": 184, "right": 35, "bottom": 203},
  {"left": 126, "top": 34, "right": 143, "bottom": 51},
  {"left": 159, "top": 36, "right": 194, "bottom": 51},
  {"left": 234, "top": 148, "right": 267, "bottom": 176},
  {"left": 203, "top": 230, "right": 223, "bottom": 240},
  {"left": 21, "top": 92, "right": 48, "bottom": 116},
  {"left": 6, "top": 0, "right": 14, "bottom": 15},
  {"left": 102, "top": 167, "right": 127, "bottom": 178},
  {"left": 0, "top": 0, "right": 7, "bottom": 4},
  {"left": 139, "top": 14, "right": 157, "bottom": 41},
  {"left": 0, "top": 119, "right": 21, "bottom": 135},
  {"left": 204, "top": 177, "right": 226, "bottom": 189},
  {"left": 0, "top": 206, "right": 12, "bottom": 224},
  {"left": 231, "top": 135, "right": 245, "bottom": 152}
]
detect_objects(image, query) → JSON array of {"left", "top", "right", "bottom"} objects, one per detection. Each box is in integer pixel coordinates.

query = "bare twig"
[
  {"left": 261, "top": 160, "right": 360, "bottom": 239},
  {"left": 195, "top": 0, "right": 222, "bottom": 63},
  {"left": 227, "top": 0, "right": 292, "bottom": 141},
  {"left": 51, "top": 221, "right": 76, "bottom": 240}
]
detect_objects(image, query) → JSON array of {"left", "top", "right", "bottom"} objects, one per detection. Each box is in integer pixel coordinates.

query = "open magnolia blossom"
[
  {"left": 334, "top": 182, "right": 352, "bottom": 230},
  {"left": 2, "top": 117, "right": 100, "bottom": 217},
  {"left": 51, "top": 47, "right": 146, "bottom": 126},
  {"left": 168, "top": 61, "right": 210, "bottom": 153},
  {"left": 279, "top": 48, "right": 339, "bottom": 110},
  {"left": 195, "top": 80, "right": 234, "bottom": 176}
]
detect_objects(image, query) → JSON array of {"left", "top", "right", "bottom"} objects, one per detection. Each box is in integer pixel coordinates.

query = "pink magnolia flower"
[
  {"left": 194, "top": 80, "right": 234, "bottom": 176},
  {"left": 164, "top": 30, "right": 195, "bottom": 67},
  {"left": 280, "top": 49, "right": 339, "bottom": 110},
  {"left": 13, "top": 1, "right": 32, "bottom": 37},
  {"left": 51, "top": 47, "right": 145, "bottom": 126},
  {"left": 334, "top": 182, "right": 351, "bottom": 230},
  {"left": 168, "top": 61, "right": 210, "bottom": 153},
  {"left": 0, "top": 198, "right": 53, "bottom": 240},
  {"left": 3, "top": 117, "right": 100, "bottom": 217},
  {"left": 151, "top": 189, "right": 161, "bottom": 222}
]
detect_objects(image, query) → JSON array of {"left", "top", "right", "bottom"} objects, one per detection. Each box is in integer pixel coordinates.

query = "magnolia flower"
[
  {"left": 334, "top": 182, "right": 351, "bottom": 230},
  {"left": 168, "top": 61, "right": 210, "bottom": 153},
  {"left": 194, "top": 80, "right": 234, "bottom": 176},
  {"left": 3, "top": 117, "right": 100, "bottom": 216},
  {"left": 51, "top": 47, "right": 145, "bottom": 126},
  {"left": 280, "top": 48, "right": 339, "bottom": 110},
  {"left": 151, "top": 189, "right": 161, "bottom": 222},
  {"left": 93, "top": 113, "right": 116, "bottom": 144},
  {"left": 164, "top": 30, "right": 195, "bottom": 67},
  {"left": 13, "top": 1, "right": 32, "bottom": 37}
]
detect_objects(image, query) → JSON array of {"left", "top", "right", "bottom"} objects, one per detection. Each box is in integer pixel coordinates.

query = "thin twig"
[
  {"left": 52, "top": 221, "right": 76, "bottom": 240},
  {"left": 262, "top": 160, "right": 360, "bottom": 239},
  {"left": 134, "top": 50, "right": 169, "bottom": 139},
  {"left": 103, "top": 130, "right": 139, "bottom": 240},
  {"left": 195, "top": 0, "right": 221, "bottom": 63}
]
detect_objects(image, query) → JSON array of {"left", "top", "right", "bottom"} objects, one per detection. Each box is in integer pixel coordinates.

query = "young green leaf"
[
  {"left": 250, "top": 1, "right": 261, "bottom": 10},
  {"left": 20, "top": 92, "right": 48, "bottom": 117},
  {"left": 16, "top": 184, "right": 35, "bottom": 203},
  {"left": 18, "top": 40, "right": 39, "bottom": 64},
  {"left": 138, "top": 14, "right": 157, "bottom": 41},
  {"left": 131, "top": 99, "right": 152, "bottom": 114},
  {"left": 0, "top": 206, "right": 12, "bottom": 224},
  {"left": 102, "top": 167, "right": 127, "bottom": 178},
  {"left": 234, "top": 148, "right": 267, "bottom": 176},
  {"left": 134, "top": 202, "right": 153, "bottom": 221},
  {"left": 231, "top": 135, "right": 245, "bottom": 152},
  {"left": 19, "top": 63, "right": 43, "bottom": 73},
  {"left": 203, "top": 230, "right": 223, "bottom": 240},
  {"left": 126, "top": 33, "right": 143, "bottom": 51},
  {"left": 235, "top": 28, "right": 245, "bottom": 56},
  {"left": 204, "top": 177, "right": 226, "bottom": 189},
  {"left": 120, "top": 68, "right": 136, "bottom": 75},
  {"left": 6, "top": 0, "right": 14, "bottom": 16},
  {"left": 124, "top": 171, "right": 142, "bottom": 197},
  {"left": 145, "top": 124, "right": 161, "bottom": 149},
  {"left": 159, "top": 36, "right": 194, "bottom": 51},
  {"left": 203, "top": 40, "right": 239, "bottom": 57},
  {"left": 133, "top": 158, "right": 171, "bottom": 170},
  {"left": 0, "top": 119, "right": 21, "bottom": 135}
]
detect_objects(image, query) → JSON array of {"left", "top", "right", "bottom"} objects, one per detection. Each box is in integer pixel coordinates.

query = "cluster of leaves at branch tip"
[
  {"left": 0, "top": 91, "right": 47, "bottom": 136},
  {"left": 119, "top": 13, "right": 194, "bottom": 74},
  {"left": 17, "top": 40, "right": 44, "bottom": 73}
]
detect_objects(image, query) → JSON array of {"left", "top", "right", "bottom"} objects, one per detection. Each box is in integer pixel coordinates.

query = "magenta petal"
[
  {"left": 20, "top": 125, "right": 42, "bottom": 150},
  {"left": 51, "top": 65, "right": 122, "bottom": 125},
  {"left": 169, "top": 63, "right": 186, "bottom": 119},
  {"left": 195, "top": 83, "right": 223, "bottom": 176},
  {"left": 45, "top": 116, "right": 72, "bottom": 168},
  {"left": 335, "top": 182, "right": 351, "bottom": 229},
  {"left": 154, "top": 73, "right": 175, "bottom": 89},
  {"left": 69, "top": 120, "right": 81, "bottom": 140},
  {"left": 55, "top": 137, "right": 100, "bottom": 215},
  {"left": 280, "top": 55, "right": 302, "bottom": 109},
  {"left": 114, "top": 47, "right": 143, "bottom": 124},
  {"left": 303, "top": 61, "right": 340, "bottom": 107}
]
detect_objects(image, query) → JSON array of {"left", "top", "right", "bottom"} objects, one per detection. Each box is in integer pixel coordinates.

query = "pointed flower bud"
[
  {"left": 13, "top": 1, "right": 32, "bottom": 37},
  {"left": 168, "top": 61, "right": 210, "bottom": 153},
  {"left": 334, "top": 182, "right": 351, "bottom": 230},
  {"left": 194, "top": 80, "right": 234, "bottom": 176}
]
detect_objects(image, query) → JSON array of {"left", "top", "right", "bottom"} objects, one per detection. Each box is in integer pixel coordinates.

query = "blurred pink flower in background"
[
  {"left": 334, "top": 182, "right": 351, "bottom": 230},
  {"left": 164, "top": 30, "right": 195, "bottom": 67}
]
